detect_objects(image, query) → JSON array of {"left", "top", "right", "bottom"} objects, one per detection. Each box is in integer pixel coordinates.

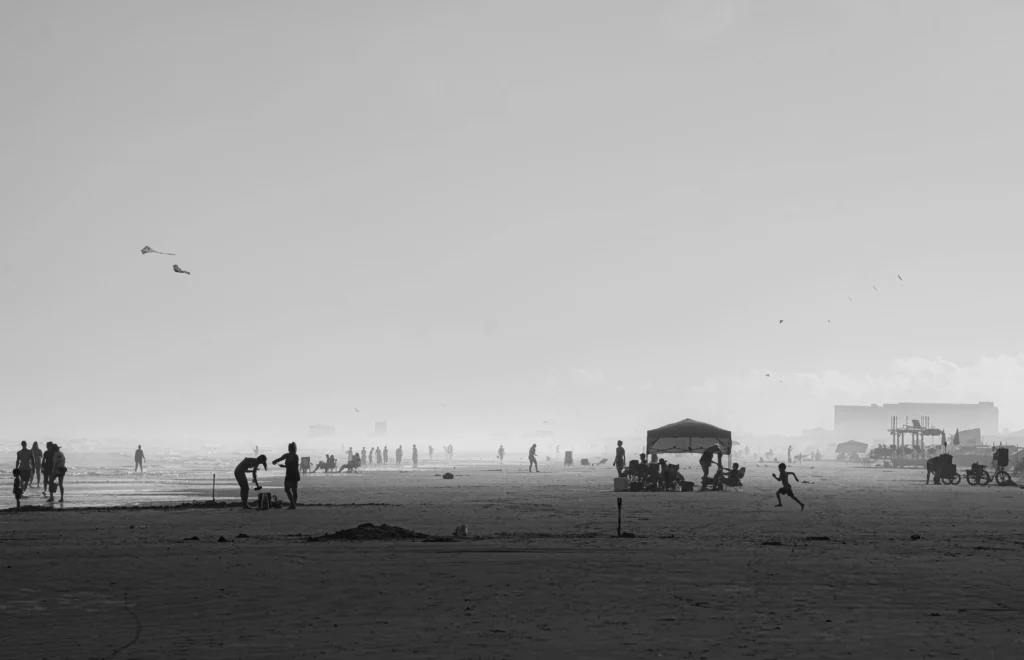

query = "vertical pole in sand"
[
  {"left": 212, "top": 473, "right": 216, "bottom": 502},
  {"left": 617, "top": 497, "right": 622, "bottom": 537}
]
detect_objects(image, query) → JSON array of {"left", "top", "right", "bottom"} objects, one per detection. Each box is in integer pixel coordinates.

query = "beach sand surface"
[{"left": 2, "top": 461, "right": 1022, "bottom": 659}]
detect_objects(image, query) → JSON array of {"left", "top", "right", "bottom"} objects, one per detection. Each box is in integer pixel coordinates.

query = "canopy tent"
[
  {"left": 646, "top": 418, "right": 732, "bottom": 455},
  {"left": 835, "top": 440, "right": 868, "bottom": 454}
]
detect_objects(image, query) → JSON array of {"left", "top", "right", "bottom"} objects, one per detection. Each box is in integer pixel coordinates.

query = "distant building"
[
  {"left": 834, "top": 402, "right": 999, "bottom": 442},
  {"left": 954, "top": 428, "right": 983, "bottom": 446},
  {"left": 309, "top": 425, "right": 336, "bottom": 438}
]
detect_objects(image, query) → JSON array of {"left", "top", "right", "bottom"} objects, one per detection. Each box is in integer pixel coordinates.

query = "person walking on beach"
[
  {"left": 134, "top": 445, "right": 146, "bottom": 473},
  {"left": 614, "top": 440, "right": 626, "bottom": 477},
  {"left": 234, "top": 454, "right": 268, "bottom": 509},
  {"left": 773, "top": 463, "right": 804, "bottom": 511},
  {"left": 272, "top": 443, "right": 300, "bottom": 509},
  {"left": 49, "top": 444, "right": 67, "bottom": 503},
  {"left": 528, "top": 444, "right": 539, "bottom": 472},
  {"left": 41, "top": 442, "right": 54, "bottom": 497},
  {"left": 15, "top": 441, "right": 34, "bottom": 494},
  {"left": 30, "top": 442, "right": 42, "bottom": 487},
  {"left": 412, "top": 445, "right": 418, "bottom": 468},
  {"left": 383, "top": 446, "right": 389, "bottom": 466},
  {"left": 497, "top": 445, "right": 505, "bottom": 464}
]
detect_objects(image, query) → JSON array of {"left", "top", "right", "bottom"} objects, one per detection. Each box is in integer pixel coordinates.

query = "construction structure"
[
  {"left": 887, "top": 416, "right": 946, "bottom": 466},
  {"left": 835, "top": 402, "right": 998, "bottom": 443}
]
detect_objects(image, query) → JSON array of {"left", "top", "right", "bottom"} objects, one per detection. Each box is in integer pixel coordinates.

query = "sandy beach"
[{"left": 2, "top": 459, "right": 1022, "bottom": 659}]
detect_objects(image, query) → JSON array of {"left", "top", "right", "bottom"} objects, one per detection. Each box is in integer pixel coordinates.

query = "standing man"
[
  {"left": 699, "top": 446, "right": 722, "bottom": 491},
  {"left": 134, "top": 445, "right": 146, "bottom": 473},
  {"left": 396, "top": 445, "right": 403, "bottom": 466},
  {"left": 30, "top": 442, "right": 42, "bottom": 487},
  {"left": 497, "top": 445, "right": 505, "bottom": 464},
  {"left": 15, "top": 441, "right": 34, "bottom": 493},
  {"left": 383, "top": 446, "right": 389, "bottom": 466},
  {"left": 272, "top": 443, "right": 300, "bottom": 509},
  {"left": 428, "top": 445, "right": 434, "bottom": 461},
  {"left": 361, "top": 447, "right": 367, "bottom": 467},
  {"left": 412, "top": 444, "right": 419, "bottom": 468},
  {"left": 613, "top": 440, "right": 626, "bottom": 477},
  {"left": 528, "top": 444, "right": 539, "bottom": 472}
]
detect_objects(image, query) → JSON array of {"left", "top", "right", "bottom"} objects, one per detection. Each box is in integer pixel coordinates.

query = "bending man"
[{"left": 235, "top": 454, "right": 267, "bottom": 509}]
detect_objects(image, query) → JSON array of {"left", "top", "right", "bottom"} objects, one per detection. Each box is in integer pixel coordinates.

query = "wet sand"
[{"left": 2, "top": 461, "right": 1023, "bottom": 659}]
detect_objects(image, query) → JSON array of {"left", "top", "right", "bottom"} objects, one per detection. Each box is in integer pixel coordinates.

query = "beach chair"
[
  {"left": 596, "top": 458, "right": 608, "bottom": 466},
  {"left": 661, "top": 464, "right": 683, "bottom": 490},
  {"left": 643, "top": 464, "right": 662, "bottom": 491},
  {"left": 300, "top": 457, "right": 311, "bottom": 475},
  {"left": 720, "top": 467, "right": 745, "bottom": 491},
  {"left": 626, "top": 461, "right": 644, "bottom": 490}
]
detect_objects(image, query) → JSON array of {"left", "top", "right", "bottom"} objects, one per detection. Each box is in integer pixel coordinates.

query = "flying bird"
[
  {"left": 172, "top": 265, "right": 190, "bottom": 275},
  {"left": 848, "top": 297, "right": 853, "bottom": 302},
  {"left": 141, "top": 245, "right": 175, "bottom": 256},
  {"left": 779, "top": 320, "right": 784, "bottom": 324},
  {"left": 898, "top": 274, "right": 903, "bottom": 281},
  {"left": 873, "top": 286, "right": 878, "bottom": 292},
  {"left": 354, "top": 408, "right": 360, "bottom": 413}
]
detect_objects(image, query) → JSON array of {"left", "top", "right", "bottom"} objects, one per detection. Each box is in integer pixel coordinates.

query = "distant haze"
[{"left": 3, "top": 2, "right": 1024, "bottom": 447}]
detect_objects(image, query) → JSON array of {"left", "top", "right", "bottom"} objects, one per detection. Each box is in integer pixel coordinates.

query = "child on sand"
[
  {"left": 13, "top": 468, "right": 23, "bottom": 508},
  {"left": 773, "top": 463, "right": 804, "bottom": 511}
]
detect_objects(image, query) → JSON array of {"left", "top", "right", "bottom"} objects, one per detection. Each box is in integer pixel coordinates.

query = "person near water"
[
  {"left": 699, "top": 446, "right": 722, "bottom": 490},
  {"left": 428, "top": 445, "right": 433, "bottom": 461},
  {"left": 234, "top": 454, "right": 268, "bottom": 509},
  {"left": 773, "top": 462, "right": 804, "bottom": 511},
  {"left": 41, "top": 442, "right": 54, "bottom": 498},
  {"left": 412, "top": 445, "right": 418, "bottom": 468},
  {"left": 614, "top": 440, "right": 626, "bottom": 477},
  {"left": 383, "top": 446, "right": 389, "bottom": 465},
  {"left": 375, "top": 447, "right": 382, "bottom": 465},
  {"left": 361, "top": 447, "right": 367, "bottom": 467},
  {"left": 13, "top": 468, "right": 23, "bottom": 508},
  {"left": 787, "top": 445, "right": 793, "bottom": 463},
  {"left": 16, "top": 441, "right": 34, "bottom": 493},
  {"left": 30, "top": 442, "right": 42, "bottom": 487},
  {"left": 134, "top": 445, "right": 146, "bottom": 473},
  {"left": 396, "top": 445, "right": 403, "bottom": 466},
  {"left": 49, "top": 444, "right": 67, "bottom": 503},
  {"left": 497, "top": 445, "right": 505, "bottom": 463},
  {"left": 272, "top": 443, "right": 300, "bottom": 509},
  {"left": 528, "top": 444, "right": 539, "bottom": 472}
]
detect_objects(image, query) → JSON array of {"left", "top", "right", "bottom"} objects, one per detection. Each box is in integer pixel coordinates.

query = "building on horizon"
[
  {"left": 834, "top": 402, "right": 999, "bottom": 443},
  {"left": 309, "top": 425, "right": 336, "bottom": 438}
]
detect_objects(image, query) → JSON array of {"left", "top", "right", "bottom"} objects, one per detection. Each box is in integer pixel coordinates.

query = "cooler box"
[
  {"left": 681, "top": 481, "right": 695, "bottom": 492},
  {"left": 613, "top": 477, "right": 629, "bottom": 492}
]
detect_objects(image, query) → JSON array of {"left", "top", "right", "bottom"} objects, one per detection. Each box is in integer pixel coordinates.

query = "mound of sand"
[{"left": 308, "top": 522, "right": 440, "bottom": 542}]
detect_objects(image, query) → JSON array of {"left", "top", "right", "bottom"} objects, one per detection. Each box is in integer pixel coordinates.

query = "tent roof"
[
  {"left": 835, "top": 440, "right": 868, "bottom": 453},
  {"left": 646, "top": 418, "right": 732, "bottom": 454}
]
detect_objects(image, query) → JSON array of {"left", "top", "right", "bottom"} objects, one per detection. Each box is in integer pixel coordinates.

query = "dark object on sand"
[
  {"left": 761, "top": 540, "right": 782, "bottom": 546},
  {"left": 564, "top": 451, "right": 573, "bottom": 467},
  {"left": 236, "top": 533, "right": 249, "bottom": 539},
  {"left": 910, "top": 534, "right": 921, "bottom": 540},
  {"left": 442, "top": 472, "right": 454, "bottom": 479},
  {"left": 806, "top": 536, "right": 831, "bottom": 541},
  {"left": 616, "top": 497, "right": 622, "bottom": 537},
  {"left": 308, "top": 523, "right": 434, "bottom": 542},
  {"left": 580, "top": 458, "right": 590, "bottom": 466},
  {"left": 926, "top": 453, "right": 960, "bottom": 485},
  {"left": 217, "top": 536, "right": 229, "bottom": 543}
]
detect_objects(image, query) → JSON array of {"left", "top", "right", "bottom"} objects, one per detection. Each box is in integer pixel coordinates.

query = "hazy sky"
[{"left": 3, "top": 1, "right": 1024, "bottom": 444}]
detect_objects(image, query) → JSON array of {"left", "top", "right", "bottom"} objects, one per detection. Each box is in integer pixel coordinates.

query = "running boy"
[{"left": 773, "top": 462, "right": 804, "bottom": 511}]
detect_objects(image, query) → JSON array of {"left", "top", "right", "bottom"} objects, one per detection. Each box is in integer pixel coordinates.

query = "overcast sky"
[{"left": 3, "top": 1, "right": 1024, "bottom": 445}]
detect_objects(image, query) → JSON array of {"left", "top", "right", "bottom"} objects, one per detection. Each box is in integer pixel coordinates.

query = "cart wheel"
[
  {"left": 966, "top": 472, "right": 978, "bottom": 486},
  {"left": 950, "top": 473, "right": 961, "bottom": 485},
  {"left": 995, "top": 470, "right": 1011, "bottom": 486},
  {"left": 940, "top": 476, "right": 953, "bottom": 485},
  {"left": 980, "top": 470, "right": 992, "bottom": 486}
]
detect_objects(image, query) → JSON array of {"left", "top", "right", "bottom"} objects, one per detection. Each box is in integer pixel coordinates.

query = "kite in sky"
[
  {"left": 141, "top": 245, "right": 175, "bottom": 256},
  {"left": 172, "top": 265, "right": 191, "bottom": 275}
]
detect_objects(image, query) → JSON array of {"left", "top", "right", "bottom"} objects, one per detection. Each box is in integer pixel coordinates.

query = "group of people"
[
  {"left": 12, "top": 441, "right": 67, "bottom": 508},
  {"left": 344, "top": 444, "right": 421, "bottom": 469},
  {"left": 233, "top": 442, "right": 301, "bottom": 510}
]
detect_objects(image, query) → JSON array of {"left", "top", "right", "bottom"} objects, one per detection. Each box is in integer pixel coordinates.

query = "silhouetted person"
[
  {"left": 41, "top": 442, "right": 54, "bottom": 498},
  {"left": 529, "top": 444, "right": 539, "bottom": 472},
  {"left": 361, "top": 447, "right": 367, "bottom": 466},
  {"left": 787, "top": 445, "right": 793, "bottom": 463},
  {"left": 30, "top": 441, "right": 42, "bottom": 487},
  {"left": 15, "top": 441, "right": 33, "bottom": 493},
  {"left": 383, "top": 446, "right": 389, "bottom": 465},
  {"left": 639, "top": 453, "right": 648, "bottom": 466},
  {"left": 412, "top": 444, "right": 418, "bottom": 468},
  {"left": 396, "top": 445, "right": 403, "bottom": 466},
  {"left": 773, "top": 463, "right": 804, "bottom": 511},
  {"left": 50, "top": 444, "right": 66, "bottom": 503},
  {"left": 235, "top": 454, "right": 267, "bottom": 509},
  {"left": 428, "top": 445, "right": 434, "bottom": 460},
  {"left": 497, "top": 445, "right": 505, "bottom": 463},
  {"left": 273, "top": 443, "right": 300, "bottom": 509},
  {"left": 376, "top": 447, "right": 382, "bottom": 465},
  {"left": 13, "top": 468, "right": 23, "bottom": 508},
  {"left": 134, "top": 445, "right": 146, "bottom": 473},
  {"left": 614, "top": 440, "right": 626, "bottom": 477},
  {"left": 699, "top": 446, "right": 722, "bottom": 490}
]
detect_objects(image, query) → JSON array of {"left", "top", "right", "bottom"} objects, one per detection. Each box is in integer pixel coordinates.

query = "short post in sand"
[
  {"left": 617, "top": 497, "right": 622, "bottom": 537},
  {"left": 212, "top": 473, "right": 216, "bottom": 502}
]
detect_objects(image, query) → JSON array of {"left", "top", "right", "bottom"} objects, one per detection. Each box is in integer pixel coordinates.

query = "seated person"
[
  {"left": 341, "top": 454, "right": 362, "bottom": 473},
  {"left": 639, "top": 453, "right": 649, "bottom": 466},
  {"left": 722, "top": 463, "right": 746, "bottom": 485}
]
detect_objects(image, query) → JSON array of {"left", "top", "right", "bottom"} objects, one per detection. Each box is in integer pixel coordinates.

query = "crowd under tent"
[{"left": 646, "top": 418, "right": 732, "bottom": 456}]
